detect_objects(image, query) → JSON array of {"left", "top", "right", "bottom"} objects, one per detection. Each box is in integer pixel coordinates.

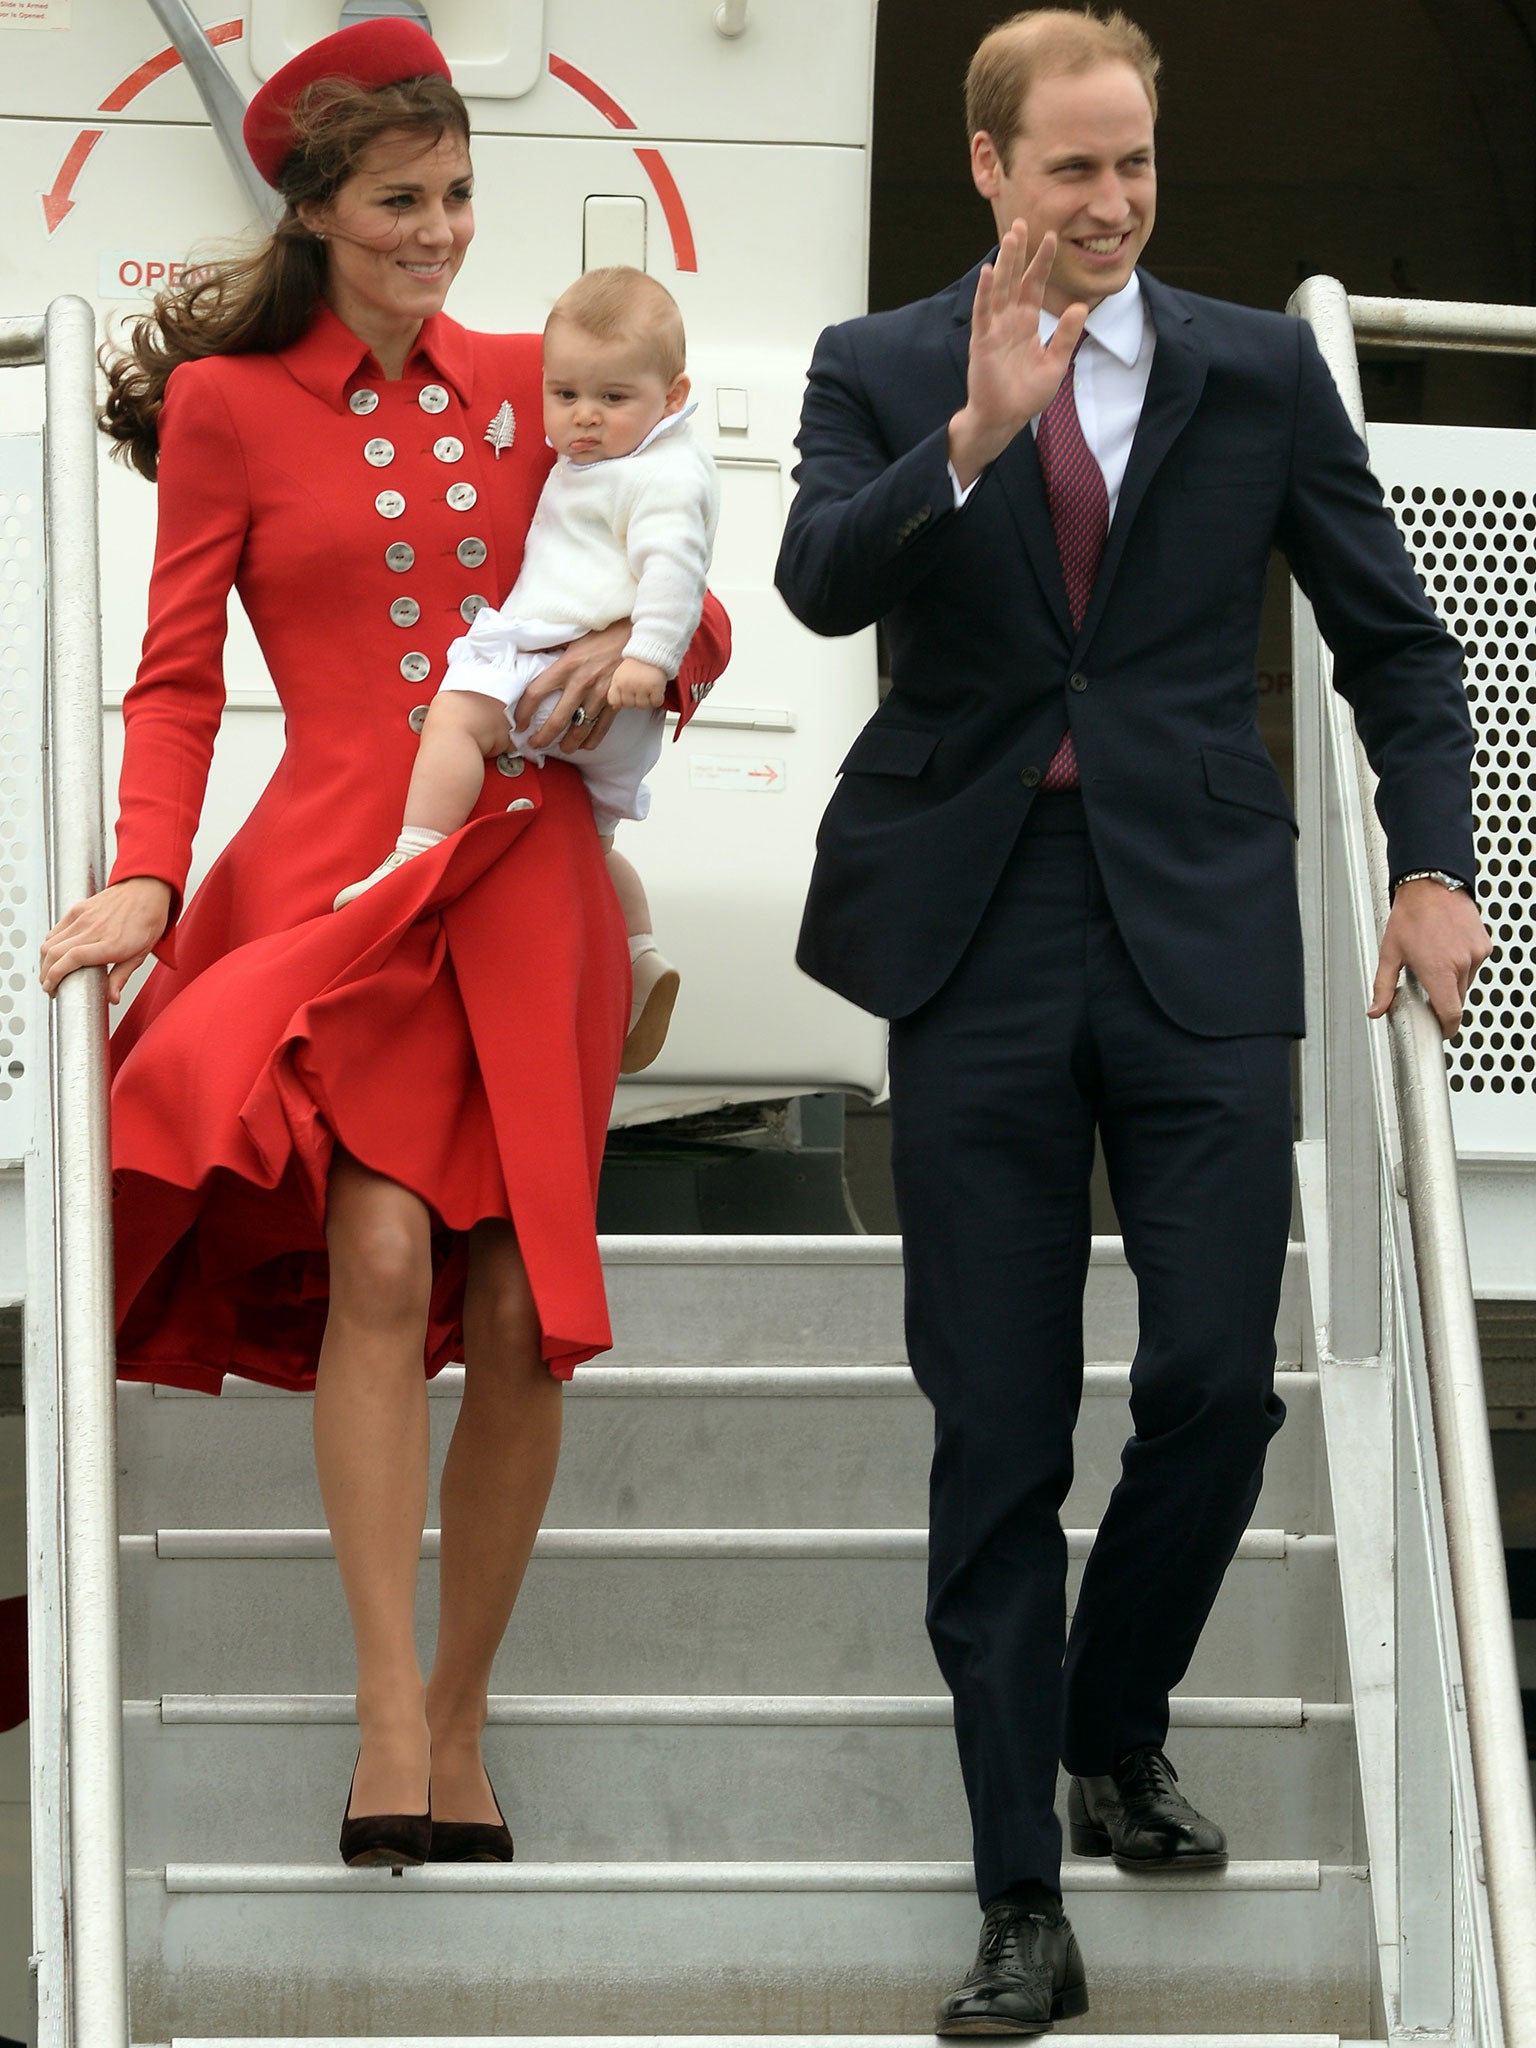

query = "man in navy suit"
[{"left": 775, "top": 7, "right": 1490, "bottom": 2034}]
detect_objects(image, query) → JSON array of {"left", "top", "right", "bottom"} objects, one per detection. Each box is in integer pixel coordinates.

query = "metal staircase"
[
  {"left": 12, "top": 287, "right": 1536, "bottom": 2044},
  {"left": 115, "top": 1236, "right": 1371, "bottom": 2041}
]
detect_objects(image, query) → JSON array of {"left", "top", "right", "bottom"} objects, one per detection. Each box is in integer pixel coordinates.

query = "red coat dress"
[{"left": 107, "top": 305, "right": 730, "bottom": 1394}]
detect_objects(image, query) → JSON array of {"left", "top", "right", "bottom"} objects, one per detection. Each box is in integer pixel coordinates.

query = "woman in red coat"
[{"left": 39, "top": 21, "right": 729, "bottom": 1865}]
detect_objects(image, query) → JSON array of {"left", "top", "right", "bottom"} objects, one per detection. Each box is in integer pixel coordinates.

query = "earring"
[{"left": 313, "top": 230, "right": 327, "bottom": 242}]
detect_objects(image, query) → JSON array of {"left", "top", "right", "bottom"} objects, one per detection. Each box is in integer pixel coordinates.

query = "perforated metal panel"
[
  {"left": 0, "top": 437, "right": 44, "bottom": 1162},
  {"left": 1368, "top": 422, "right": 1536, "bottom": 1162}
]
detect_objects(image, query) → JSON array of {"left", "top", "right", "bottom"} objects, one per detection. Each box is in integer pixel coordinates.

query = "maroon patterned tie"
[{"left": 1035, "top": 350, "right": 1107, "bottom": 791}]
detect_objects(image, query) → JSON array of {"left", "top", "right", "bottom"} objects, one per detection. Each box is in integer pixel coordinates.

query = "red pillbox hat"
[{"left": 243, "top": 19, "right": 454, "bottom": 188}]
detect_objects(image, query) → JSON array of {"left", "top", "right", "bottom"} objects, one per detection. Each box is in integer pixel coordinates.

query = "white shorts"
[{"left": 439, "top": 612, "right": 665, "bottom": 837}]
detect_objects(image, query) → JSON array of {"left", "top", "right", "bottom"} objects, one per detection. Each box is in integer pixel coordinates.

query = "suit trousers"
[{"left": 886, "top": 794, "right": 1292, "bottom": 1902}]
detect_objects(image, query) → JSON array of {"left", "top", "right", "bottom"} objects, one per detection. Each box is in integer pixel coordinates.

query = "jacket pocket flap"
[
  {"left": 839, "top": 721, "right": 942, "bottom": 778},
  {"left": 1202, "top": 743, "right": 1297, "bottom": 828}
]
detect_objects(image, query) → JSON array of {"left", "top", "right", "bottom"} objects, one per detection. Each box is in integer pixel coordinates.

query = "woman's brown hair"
[{"left": 101, "top": 71, "right": 469, "bottom": 480}]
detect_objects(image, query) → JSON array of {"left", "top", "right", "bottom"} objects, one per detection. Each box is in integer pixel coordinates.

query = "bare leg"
[
  {"left": 426, "top": 1219, "right": 563, "bottom": 1823},
  {"left": 603, "top": 838, "right": 652, "bottom": 939},
  {"left": 403, "top": 690, "right": 513, "bottom": 837},
  {"left": 314, "top": 1151, "right": 434, "bottom": 1817}
]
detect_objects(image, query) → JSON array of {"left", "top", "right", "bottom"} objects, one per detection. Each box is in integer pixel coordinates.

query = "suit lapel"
[
  {"left": 945, "top": 257, "right": 1076, "bottom": 641},
  {"left": 1074, "top": 271, "right": 1208, "bottom": 650}
]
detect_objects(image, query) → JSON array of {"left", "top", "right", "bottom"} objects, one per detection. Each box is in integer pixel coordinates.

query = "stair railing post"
[{"left": 43, "top": 292, "right": 130, "bottom": 2048}]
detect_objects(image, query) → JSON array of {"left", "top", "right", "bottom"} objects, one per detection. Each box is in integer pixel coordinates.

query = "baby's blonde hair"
[{"left": 545, "top": 266, "right": 686, "bottom": 384}]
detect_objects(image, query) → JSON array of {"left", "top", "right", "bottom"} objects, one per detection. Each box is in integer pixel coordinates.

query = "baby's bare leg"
[
  {"left": 404, "top": 691, "right": 513, "bottom": 837},
  {"left": 602, "top": 839, "right": 653, "bottom": 940}
]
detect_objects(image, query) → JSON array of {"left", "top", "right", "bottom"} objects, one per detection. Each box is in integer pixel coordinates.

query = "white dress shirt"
[{"left": 949, "top": 271, "right": 1156, "bottom": 522}]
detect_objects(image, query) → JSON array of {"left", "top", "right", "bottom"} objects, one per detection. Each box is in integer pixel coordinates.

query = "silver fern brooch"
[{"left": 484, "top": 401, "right": 516, "bottom": 457}]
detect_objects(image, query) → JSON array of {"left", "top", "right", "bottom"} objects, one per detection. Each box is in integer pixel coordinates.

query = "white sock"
[
  {"left": 396, "top": 826, "right": 446, "bottom": 855},
  {"left": 629, "top": 932, "right": 657, "bottom": 962}
]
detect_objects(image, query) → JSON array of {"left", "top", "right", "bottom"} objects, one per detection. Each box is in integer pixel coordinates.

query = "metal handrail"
[
  {"left": 1291, "top": 274, "right": 1536, "bottom": 2048},
  {"left": 40, "top": 296, "right": 128, "bottom": 2045}
]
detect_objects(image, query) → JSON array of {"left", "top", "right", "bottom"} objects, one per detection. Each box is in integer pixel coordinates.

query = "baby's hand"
[{"left": 607, "top": 657, "right": 669, "bottom": 710}]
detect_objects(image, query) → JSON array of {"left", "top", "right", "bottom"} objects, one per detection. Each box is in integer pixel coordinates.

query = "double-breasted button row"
[
  {"left": 895, "top": 504, "right": 933, "bottom": 547},
  {"left": 351, "top": 384, "right": 452, "bottom": 417}
]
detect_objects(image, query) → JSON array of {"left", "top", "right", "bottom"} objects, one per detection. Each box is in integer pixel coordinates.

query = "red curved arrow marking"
[
  {"left": 546, "top": 53, "right": 636, "bottom": 131},
  {"left": 98, "top": 19, "right": 243, "bottom": 113},
  {"left": 546, "top": 52, "right": 698, "bottom": 274},
  {"left": 42, "top": 127, "right": 103, "bottom": 234},
  {"left": 44, "top": 20, "right": 246, "bottom": 236},
  {"left": 631, "top": 146, "right": 697, "bottom": 274}
]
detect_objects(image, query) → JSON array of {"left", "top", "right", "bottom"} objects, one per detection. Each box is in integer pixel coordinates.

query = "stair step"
[
  {"left": 164, "top": 2038, "right": 1384, "bottom": 2048},
  {"left": 126, "top": 1860, "right": 1372, "bottom": 2036},
  {"left": 124, "top": 1696, "right": 1359, "bottom": 1865},
  {"left": 119, "top": 1366, "right": 1327, "bottom": 1534},
  {"left": 138, "top": 1526, "right": 1324, "bottom": 1561},
  {"left": 589, "top": 1234, "right": 1310, "bottom": 1368},
  {"left": 118, "top": 1534, "right": 1345, "bottom": 1697}
]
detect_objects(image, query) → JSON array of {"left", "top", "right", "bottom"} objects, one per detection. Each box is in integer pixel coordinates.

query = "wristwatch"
[{"left": 1393, "top": 869, "right": 1468, "bottom": 893}]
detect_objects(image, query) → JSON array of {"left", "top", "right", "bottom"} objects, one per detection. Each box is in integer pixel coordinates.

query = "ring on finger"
[{"left": 569, "top": 707, "right": 587, "bottom": 727}]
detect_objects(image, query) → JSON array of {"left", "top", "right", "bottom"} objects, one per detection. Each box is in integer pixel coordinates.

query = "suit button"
[
  {"left": 389, "top": 597, "right": 420, "bottom": 628},
  {"left": 385, "top": 542, "right": 415, "bottom": 572},
  {"left": 400, "top": 651, "right": 431, "bottom": 682},
  {"left": 461, "top": 593, "right": 490, "bottom": 623},
  {"left": 364, "top": 438, "right": 395, "bottom": 467},
  {"left": 407, "top": 704, "right": 430, "bottom": 734},
  {"left": 507, "top": 797, "right": 535, "bottom": 811},
  {"left": 496, "top": 753, "right": 526, "bottom": 777},
  {"left": 1021, "top": 765, "right": 1041, "bottom": 787},
  {"left": 447, "top": 481, "right": 478, "bottom": 512},
  {"left": 349, "top": 389, "right": 379, "bottom": 415},
  {"left": 418, "top": 384, "right": 450, "bottom": 413},
  {"left": 457, "top": 537, "right": 487, "bottom": 568},
  {"left": 1070, "top": 671, "right": 1089, "bottom": 692},
  {"left": 433, "top": 436, "right": 464, "bottom": 462},
  {"left": 375, "top": 490, "right": 406, "bottom": 519}
]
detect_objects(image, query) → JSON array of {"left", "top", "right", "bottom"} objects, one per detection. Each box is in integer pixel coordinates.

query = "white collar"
[
  {"left": 561, "top": 399, "right": 697, "bottom": 470},
  {"left": 1038, "top": 272, "right": 1146, "bottom": 367}
]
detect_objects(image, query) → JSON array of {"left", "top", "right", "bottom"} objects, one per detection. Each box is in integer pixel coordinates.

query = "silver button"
[
  {"left": 389, "top": 597, "right": 421, "bottom": 628},
  {"left": 447, "top": 482, "right": 478, "bottom": 512},
  {"left": 495, "top": 753, "right": 526, "bottom": 777},
  {"left": 418, "top": 384, "right": 450, "bottom": 413},
  {"left": 375, "top": 490, "right": 406, "bottom": 519},
  {"left": 433, "top": 436, "right": 464, "bottom": 462},
  {"left": 400, "top": 651, "right": 432, "bottom": 683},
  {"left": 364, "top": 437, "right": 395, "bottom": 467},
  {"left": 349, "top": 389, "right": 379, "bottom": 415},
  {"left": 408, "top": 704, "right": 430, "bottom": 734},
  {"left": 507, "top": 797, "right": 535, "bottom": 811},
  {"left": 457, "top": 536, "right": 487, "bottom": 568},
  {"left": 385, "top": 542, "right": 415, "bottom": 572},
  {"left": 460, "top": 593, "right": 490, "bottom": 623}
]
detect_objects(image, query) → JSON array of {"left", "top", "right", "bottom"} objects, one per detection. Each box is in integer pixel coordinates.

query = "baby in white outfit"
[{"left": 338, "top": 266, "right": 719, "bottom": 1074}]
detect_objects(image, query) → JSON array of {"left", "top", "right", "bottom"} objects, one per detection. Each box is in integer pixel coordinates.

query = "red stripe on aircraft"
[
  {"left": 98, "top": 18, "right": 243, "bottom": 114},
  {"left": 633, "top": 147, "right": 697, "bottom": 272},
  {"left": 546, "top": 53, "right": 638, "bottom": 130}
]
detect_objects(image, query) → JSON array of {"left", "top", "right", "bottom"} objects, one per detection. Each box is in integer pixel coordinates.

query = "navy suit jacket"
[{"left": 775, "top": 264, "right": 1475, "bottom": 1037}]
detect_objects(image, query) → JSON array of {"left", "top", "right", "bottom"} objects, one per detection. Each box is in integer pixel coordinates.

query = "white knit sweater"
[{"left": 453, "top": 407, "right": 719, "bottom": 679}]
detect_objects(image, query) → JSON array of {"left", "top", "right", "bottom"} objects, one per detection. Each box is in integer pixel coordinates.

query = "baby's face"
[{"left": 542, "top": 326, "right": 686, "bottom": 464}]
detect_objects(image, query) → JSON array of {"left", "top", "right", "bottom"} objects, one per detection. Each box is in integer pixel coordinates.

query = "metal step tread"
[
  {"left": 144, "top": 1691, "right": 1354, "bottom": 1729},
  {"left": 156, "top": 1857, "right": 1354, "bottom": 1894},
  {"left": 128, "top": 1526, "right": 1333, "bottom": 1562},
  {"left": 141, "top": 1358, "right": 1310, "bottom": 1399},
  {"left": 159, "top": 2036, "right": 1383, "bottom": 2047}
]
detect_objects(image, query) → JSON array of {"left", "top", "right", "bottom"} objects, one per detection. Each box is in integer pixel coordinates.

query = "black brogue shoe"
[
  {"left": 1068, "top": 1744, "right": 1227, "bottom": 1870},
  {"left": 935, "top": 1892, "right": 1089, "bottom": 2036}
]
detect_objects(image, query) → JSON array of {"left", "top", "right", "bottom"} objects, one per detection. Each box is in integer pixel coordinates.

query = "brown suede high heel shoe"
[
  {"left": 338, "top": 1757, "right": 432, "bottom": 1872},
  {"left": 426, "top": 1777, "right": 515, "bottom": 1863}
]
